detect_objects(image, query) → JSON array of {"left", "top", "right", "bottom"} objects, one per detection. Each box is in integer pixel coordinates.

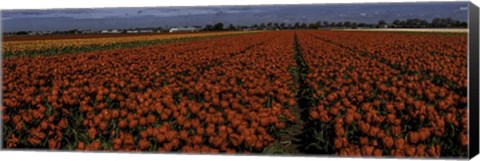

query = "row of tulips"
[
  {"left": 2, "top": 31, "right": 254, "bottom": 56},
  {"left": 296, "top": 31, "right": 467, "bottom": 158},
  {"left": 2, "top": 30, "right": 467, "bottom": 157},
  {"left": 2, "top": 31, "right": 297, "bottom": 153},
  {"left": 174, "top": 31, "right": 299, "bottom": 152},
  {"left": 305, "top": 30, "right": 467, "bottom": 91}
]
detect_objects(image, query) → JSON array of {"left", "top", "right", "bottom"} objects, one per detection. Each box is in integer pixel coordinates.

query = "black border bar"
[{"left": 469, "top": 1, "right": 479, "bottom": 159}]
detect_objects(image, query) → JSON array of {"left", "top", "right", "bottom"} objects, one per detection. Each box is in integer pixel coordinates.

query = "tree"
[
  {"left": 330, "top": 22, "right": 336, "bottom": 27},
  {"left": 67, "top": 29, "right": 79, "bottom": 34},
  {"left": 273, "top": 23, "right": 279, "bottom": 29},
  {"left": 377, "top": 20, "right": 387, "bottom": 28},
  {"left": 419, "top": 19, "right": 429, "bottom": 28},
  {"left": 273, "top": 22, "right": 279, "bottom": 26},
  {"left": 323, "top": 21, "right": 330, "bottom": 28},
  {"left": 236, "top": 25, "right": 246, "bottom": 30},
  {"left": 399, "top": 20, "right": 406, "bottom": 28},
  {"left": 266, "top": 22, "right": 272, "bottom": 28},
  {"left": 286, "top": 24, "right": 293, "bottom": 29},
  {"left": 335, "top": 22, "right": 342, "bottom": 28},
  {"left": 392, "top": 19, "right": 400, "bottom": 28},
  {"left": 351, "top": 22, "right": 358, "bottom": 29},
  {"left": 204, "top": 24, "right": 213, "bottom": 31},
  {"left": 15, "top": 31, "right": 29, "bottom": 35},
  {"left": 300, "top": 23, "right": 307, "bottom": 29},
  {"left": 280, "top": 23, "right": 286, "bottom": 29},
  {"left": 259, "top": 23, "right": 266, "bottom": 29},
  {"left": 343, "top": 21, "right": 352, "bottom": 28},
  {"left": 315, "top": 21, "right": 322, "bottom": 28},
  {"left": 431, "top": 17, "right": 466, "bottom": 28},
  {"left": 213, "top": 23, "right": 224, "bottom": 31},
  {"left": 405, "top": 19, "right": 422, "bottom": 28},
  {"left": 227, "top": 24, "right": 236, "bottom": 30},
  {"left": 358, "top": 23, "right": 367, "bottom": 28},
  {"left": 294, "top": 22, "right": 300, "bottom": 29},
  {"left": 432, "top": 18, "right": 443, "bottom": 28},
  {"left": 453, "top": 20, "right": 462, "bottom": 27}
]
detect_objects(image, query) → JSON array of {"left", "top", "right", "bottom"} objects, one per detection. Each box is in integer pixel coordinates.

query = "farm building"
[
  {"left": 138, "top": 29, "right": 154, "bottom": 33},
  {"left": 126, "top": 28, "right": 163, "bottom": 33},
  {"left": 169, "top": 26, "right": 202, "bottom": 33},
  {"left": 80, "top": 30, "right": 94, "bottom": 34},
  {"left": 101, "top": 29, "right": 121, "bottom": 34},
  {"left": 126, "top": 30, "right": 139, "bottom": 34},
  {"left": 27, "top": 31, "right": 42, "bottom": 35}
]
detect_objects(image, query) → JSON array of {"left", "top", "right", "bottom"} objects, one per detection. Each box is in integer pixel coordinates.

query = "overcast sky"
[{"left": 1, "top": 2, "right": 468, "bottom": 32}]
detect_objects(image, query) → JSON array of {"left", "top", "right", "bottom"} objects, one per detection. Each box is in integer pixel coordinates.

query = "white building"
[
  {"left": 169, "top": 26, "right": 202, "bottom": 33},
  {"left": 28, "top": 31, "right": 40, "bottom": 35},
  {"left": 138, "top": 29, "right": 154, "bottom": 33},
  {"left": 126, "top": 30, "right": 139, "bottom": 34},
  {"left": 101, "top": 29, "right": 121, "bottom": 34},
  {"left": 80, "top": 30, "right": 94, "bottom": 34}
]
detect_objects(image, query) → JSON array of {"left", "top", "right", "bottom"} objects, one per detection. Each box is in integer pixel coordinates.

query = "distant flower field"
[{"left": 2, "top": 31, "right": 252, "bottom": 57}]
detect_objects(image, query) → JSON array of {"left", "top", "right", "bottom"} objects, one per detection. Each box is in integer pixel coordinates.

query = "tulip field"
[
  {"left": 2, "top": 31, "right": 251, "bottom": 58},
  {"left": 1, "top": 30, "right": 468, "bottom": 158}
]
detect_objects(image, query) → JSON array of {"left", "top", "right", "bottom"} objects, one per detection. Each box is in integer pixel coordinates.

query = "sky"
[{"left": 1, "top": 2, "right": 469, "bottom": 32}]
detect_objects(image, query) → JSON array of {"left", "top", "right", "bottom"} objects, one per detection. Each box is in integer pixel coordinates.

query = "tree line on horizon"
[
  {"left": 6, "top": 17, "right": 467, "bottom": 35},
  {"left": 206, "top": 17, "right": 467, "bottom": 31}
]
